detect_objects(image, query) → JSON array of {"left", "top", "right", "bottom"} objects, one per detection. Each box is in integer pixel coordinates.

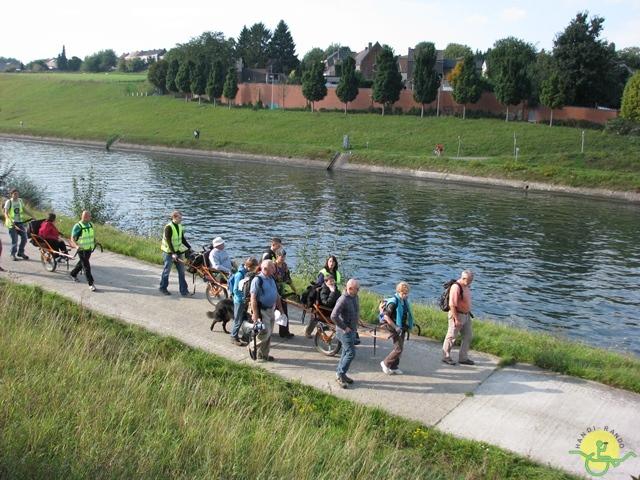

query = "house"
[
  {"left": 323, "top": 48, "right": 353, "bottom": 86},
  {"left": 354, "top": 42, "right": 382, "bottom": 80},
  {"left": 123, "top": 49, "right": 166, "bottom": 63}
]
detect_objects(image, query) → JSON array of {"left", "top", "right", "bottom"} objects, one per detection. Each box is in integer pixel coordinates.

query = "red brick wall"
[{"left": 227, "top": 84, "right": 618, "bottom": 124}]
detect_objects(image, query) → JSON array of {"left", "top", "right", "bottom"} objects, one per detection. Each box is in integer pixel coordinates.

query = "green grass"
[
  {"left": 1, "top": 73, "right": 639, "bottom": 191},
  {"left": 0, "top": 279, "right": 576, "bottom": 479},
  {"left": 38, "top": 209, "right": 640, "bottom": 395}
]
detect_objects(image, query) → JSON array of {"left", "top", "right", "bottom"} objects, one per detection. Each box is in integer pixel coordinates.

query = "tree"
[
  {"left": 412, "top": 42, "right": 440, "bottom": 117},
  {"left": 444, "top": 43, "right": 473, "bottom": 59},
  {"left": 67, "top": 56, "right": 82, "bottom": 71},
  {"left": 165, "top": 31, "right": 235, "bottom": 78},
  {"left": 243, "top": 22, "right": 272, "bottom": 69},
  {"left": 450, "top": 54, "right": 482, "bottom": 119},
  {"left": 191, "top": 57, "right": 207, "bottom": 104},
  {"left": 147, "top": 59, "right": 168, "bottom": 93},
  {"left": 81, "top": 49, "right": 117, "bottom": 73},
  {"left": 371, "top": 45, "right": 404, "bottom": 115},
  {"left": 205, "top": 60, "right": 225, "bottom": 106},
  {"left": 223, "top": 66, "right": 239, "bottom": 109},
  {"left": 619, "top": 47, "right": 640, "bottom": 72},
  {"left": 621, "top": 72, "right": 640, "bottom": 123},
  {"left": 301, "top": 60, "right": 327, "bottom": 113},
  {"left": 175, "top": 60, "right": 194, "bottom": 100},
  {"left": 165, "top": 59, "right": 179, "bottom": 96},
  {"left": 288, "top": 47, "right": 324, "bottom": 85},
  {"left": 486, "top": 37, "right": 537, "bottom": 121},
  {"left": 56, "top": 45, "right": 68, "bottom": 71},
  {"left": 553, "top": 12, "right": 626, "bottom": 108},
  {"left": 335, "top": 56, "right": 359, "bottom": 114},
  {"left": 540, "top": 71, "right": 568, "bottom": 126},
  {"left": 269, "top": 20, "right": 298, "bottom": 75}
]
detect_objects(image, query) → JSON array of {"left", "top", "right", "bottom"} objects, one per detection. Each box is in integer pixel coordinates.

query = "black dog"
[{"left": 207, "top": 298, "right": 235, "bottom": 333}]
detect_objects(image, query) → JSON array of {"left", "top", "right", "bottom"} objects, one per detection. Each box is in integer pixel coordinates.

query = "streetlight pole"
[
  {"left": 436, "top": 75, "right": 442, "bottom": 117},
  {"left": 270, "top": 74, "right": 274, "bottom": 110}
]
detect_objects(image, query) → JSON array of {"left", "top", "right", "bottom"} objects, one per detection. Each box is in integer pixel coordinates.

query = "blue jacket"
[
  {"left": 229, "top": 265, "right": 247, "bottom": 305},
  {"left": 386, "top": 294, "right": 414, "bottom": 329}
]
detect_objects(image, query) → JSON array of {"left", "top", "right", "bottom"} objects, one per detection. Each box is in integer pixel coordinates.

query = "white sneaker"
[
  {"left": 391, "top": 368, "right": 403, "bottom": 375},
  {"left": 89, "top": 284, "right": 97, "bottom": 292},
  {"left": 380, "top": 361, "right": 393, "bottom": 375}
]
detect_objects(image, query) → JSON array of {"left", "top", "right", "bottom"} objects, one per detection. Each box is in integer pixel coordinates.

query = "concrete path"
[{"left": 1, "top": 228, "right": 639, "bottom": 479}]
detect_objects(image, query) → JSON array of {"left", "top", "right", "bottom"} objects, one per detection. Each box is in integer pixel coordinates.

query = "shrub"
[
  {"left": 604, "top": 117, "right": 640, "bottom": 136},
  {"left": 70, "top": 168, "right": 119, "bottom": 224}
]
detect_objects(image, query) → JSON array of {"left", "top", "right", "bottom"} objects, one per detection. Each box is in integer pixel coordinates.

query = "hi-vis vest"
[
  {"left": 4, "top": 199, "right": 25, "bottom": 227},
  {"left": 161, "top": 223, "right": 183, "bottom": 253},
  {"left": 320, "top": 267, "right": 341, "bottom": 284},
  {"left": 75, "top": 222, "right": 95, "bottom": 251}
]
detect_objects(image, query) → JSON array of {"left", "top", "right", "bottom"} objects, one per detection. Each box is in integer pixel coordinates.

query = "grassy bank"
[
  {"left": 1, "top": 73, "right": 639, "bottom": 192},
  {"left": 40, "top": 212, "right": 640, "bottom": 394},
  {"left": 0, "top": 279, "right": 575, "bottom": 479}
]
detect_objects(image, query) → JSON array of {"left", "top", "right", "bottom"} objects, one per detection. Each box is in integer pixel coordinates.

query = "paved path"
[{"left": 1, "top": 228, "right": 639, "bottom": 479}]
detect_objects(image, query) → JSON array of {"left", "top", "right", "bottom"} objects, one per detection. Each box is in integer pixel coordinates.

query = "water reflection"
[{"left": 2, "top": 138, "right": 639, "bottom": 356}]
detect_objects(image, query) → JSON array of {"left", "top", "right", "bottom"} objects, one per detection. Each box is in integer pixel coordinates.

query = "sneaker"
[
  {"left": 17, "top": 253, "right": 29, "bottom": 260},
  {"left": 390, "top": 368, "right": 403, "bottom": 375},
  {"left": 354, "top": 338, "right": 361, "bottom": 345},
  {"left": 257, "top": 355, "right": 275, "bottom": 361},
  {"left": 230, "top": 337, "right": 247, "bottom": 347},
  {"left": 159, "top": 289, "right": 170, "bottom": 295},
  {"left": 335, "top": 376, "right": 348, "bottom": 389},
  {"left": 11, "top": 255, "right": 17, "bottom": 261},
  {"left": 89, "top": 284, "right": 97, "bottom": 292},
  {"left": 380, "top": 361, "right": 393, "bottom": 375},
  {"left": 69, "top": 274, "right": 78, "bottom": 282},
  {"left": 343, "top": 375, "right": 354, "bottom": 384},
  {"left": 442, "top": 357, "right": 456, "bottom": 365},
  {"left": 459, "top": 359, "right": 475, "bottom": 365}
]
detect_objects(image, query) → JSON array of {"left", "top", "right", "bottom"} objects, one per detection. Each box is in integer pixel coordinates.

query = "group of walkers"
[
  {"left": 158, "top": 210, "right": 476, "bottom": 390},
  {"left": 2, "top": 203, "right": 476, "bottom": 391},
  {"left": 2, "top": 188, "right": 98, "bottom": 291}
]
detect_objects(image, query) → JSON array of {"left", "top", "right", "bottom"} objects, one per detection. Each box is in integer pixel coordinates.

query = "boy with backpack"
[{"left": 228, "top": 257, "right": 259, "bottom": 346}]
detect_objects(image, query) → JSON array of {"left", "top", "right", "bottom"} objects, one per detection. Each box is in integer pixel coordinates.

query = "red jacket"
[{"left": 38, "top": 221, "right": 60, "bottom": 239}]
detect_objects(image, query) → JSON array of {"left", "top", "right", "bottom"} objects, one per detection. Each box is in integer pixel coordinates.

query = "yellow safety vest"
[
  {"left": 161, "top": 223, "right": 184, "bottom": 253},
  {"left": 75, "top": 222, "right": 95, "bottom": 251},
  {"left": 320, "top": 268, "right": 341, "bottom": 284},
  {"left": 4, "top": 198, "right": 25, "bottom": 227}
]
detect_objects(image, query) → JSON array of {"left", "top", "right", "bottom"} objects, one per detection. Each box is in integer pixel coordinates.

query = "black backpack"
[
  {"left": 240, "top": 272, "right": 261, "bottom": 309},
  {"left": 185, "top": 249, "right": 205, "bottom": 274},
  {"left": 300, "top": 283, "right": 320, "bottom": 308},
  {"left": 439, "top": 279, "right": 463, "bottom": 312}
]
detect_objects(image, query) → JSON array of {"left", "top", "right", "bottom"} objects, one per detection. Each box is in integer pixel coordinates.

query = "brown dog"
[{"left": 207, "top": 298, "right": 235, "bottom": 333}]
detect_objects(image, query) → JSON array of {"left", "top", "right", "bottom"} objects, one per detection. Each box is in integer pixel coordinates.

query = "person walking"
[
  {"left": 159, "top": 210, "right": 192, "bottom": 296},
  {"left": 331, "top": 279, "right": 360, "bottom": 389},
  {"left": 273, "top": 248, "right": 297, "bottom": 339},
  {"left": 261, "top": 237, "right": 282, "bottom": 262},
  {"left": 228, "top": 256, "right": 259, "bottom": 346},
  {"left": 69, "top": 210, "right": 97, "bottom": 291},
  {"left": 380, "top": 282, "right": 414, "bottom": 375},
  {"left": 442, "top": 269, "right": 475, "bottom": 366},
  {"left": 3, "top": 188, "right": 33, "bottom": 261},
  {"left": 249, "top": 259, "right": 283, "bottom": 361}
]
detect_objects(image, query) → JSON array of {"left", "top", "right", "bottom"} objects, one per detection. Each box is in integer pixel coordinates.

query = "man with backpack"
[
  {"left": 380, "top": 282, "right": 414, "bottom": 375},
  {"left": 442, "top": 270, "right": 475, "bottom": 366},
  {"left": 228, "top": 256, "right": 259, "bottom": 346},
  {"left": 249, "top": 259, "right": 283, "bottom": 361}
]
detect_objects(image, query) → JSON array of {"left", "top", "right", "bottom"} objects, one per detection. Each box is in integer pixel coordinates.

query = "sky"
[{"left": 2, "top": 0, "right": 640, "bottom": 64}]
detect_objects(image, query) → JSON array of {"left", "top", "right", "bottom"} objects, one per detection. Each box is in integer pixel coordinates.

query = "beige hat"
[{"left": 212, "top": 237, "right": 224, "bottom": 247}]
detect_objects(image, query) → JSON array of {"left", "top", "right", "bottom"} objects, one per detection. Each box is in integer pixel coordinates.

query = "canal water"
[{"left": 2, "top": 138, "right": 639, "bottom": 356}]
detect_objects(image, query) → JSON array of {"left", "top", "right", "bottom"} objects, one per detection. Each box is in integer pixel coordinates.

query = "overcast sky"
[{"left": 2, "top": 0, "right": 639, "bottom": 63}]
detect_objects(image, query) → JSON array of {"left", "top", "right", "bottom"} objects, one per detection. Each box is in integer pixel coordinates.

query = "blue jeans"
[
  {"left": 8, "top": 225, "right": 27, "bottom": 256},
  {"left": 336, "top": 329, "right": 356, "bottom": 379},
  {"left": 160, "top": 252, "right": 188, "bottom": 295},
  {"left": 231, "top": 301, "right": 246, "bottom": 339}
]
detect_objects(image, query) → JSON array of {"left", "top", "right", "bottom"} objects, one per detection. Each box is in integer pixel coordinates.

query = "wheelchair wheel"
[
  {"left": 206, "top": 281, "right": 228, "bottom": 305},
  {"left": 315, "top": 325, "right": 341, "bottom": 356},
  {"left": 40, "top": 250, "right": 57, "bottom": 272}
]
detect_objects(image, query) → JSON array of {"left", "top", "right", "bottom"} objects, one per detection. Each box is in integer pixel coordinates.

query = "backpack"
[
  {"left": 185, "top": 249, "right": 205, "bottom": 274},
  {"left": 240, "top": 272, "right": 262, "bottom": 309},
  {"left": 439, "top": 279, "right": 463, "bottom": 312},
  {"left": 300, "top": 283, "right": 320, "bottom": 308},
  {"left": 228, "top": 269, "right": 243, "bottom": 298},
  {"left": 378, "top": 296, "right": 397, "bottom": 323}
]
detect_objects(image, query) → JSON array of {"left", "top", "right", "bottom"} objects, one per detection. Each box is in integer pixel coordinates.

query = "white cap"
[{"left": 212, "top": 237, "right": 224, "bottom": 247}]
